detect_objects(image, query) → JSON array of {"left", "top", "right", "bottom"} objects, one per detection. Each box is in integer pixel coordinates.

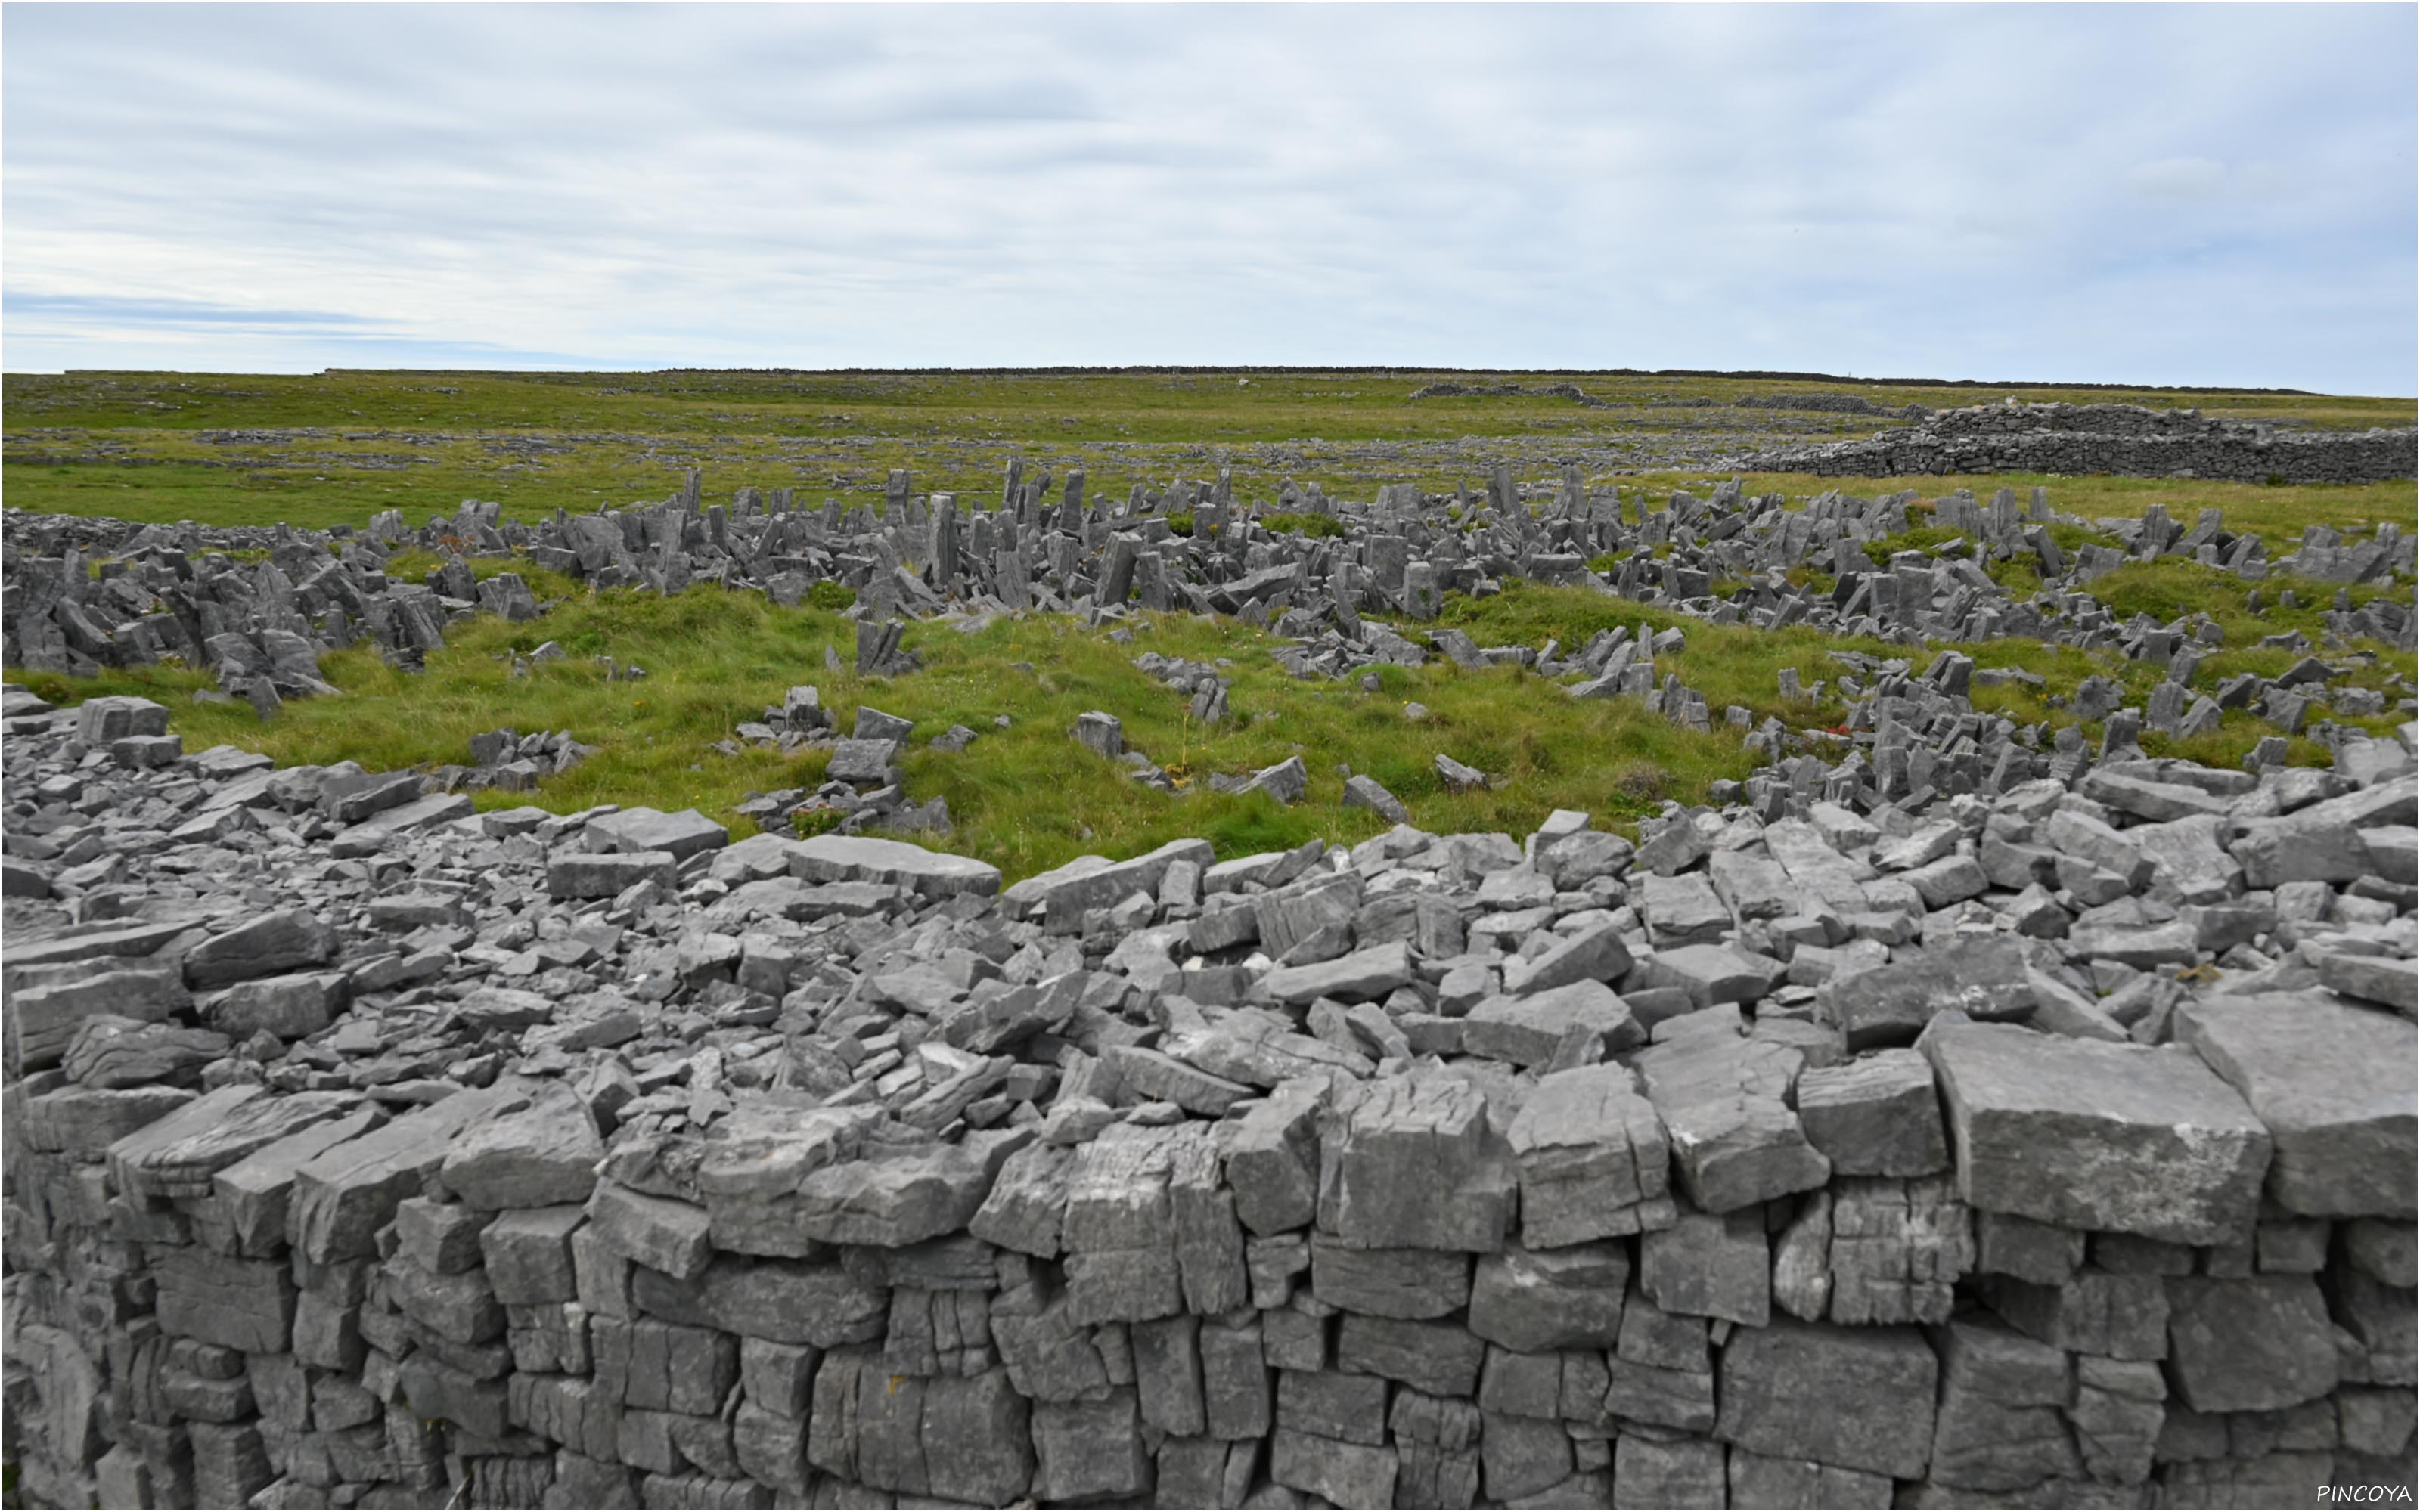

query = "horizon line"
[{"left": 11, "top": 364, "right": 2405, "bottom": 400}]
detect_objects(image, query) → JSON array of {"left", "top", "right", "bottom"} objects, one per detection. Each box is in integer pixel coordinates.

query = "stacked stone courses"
[
  {"left": 5, "top": 688, "right": 2415, "bottom": 1507},
  {"left": 2, "top": 457, "right": 2415, "bottom": 1508},
  {"left": 1748, "top": 401, "right": 2417, "bottom": 485}
]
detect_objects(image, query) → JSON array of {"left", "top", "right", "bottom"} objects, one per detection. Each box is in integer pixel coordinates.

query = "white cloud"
[
  {"left": 2, "top": 4, "right": 2412, "bottom": 391},
  {"left": 2129, "top": 157, "right": 2231, "bottom": 200}
]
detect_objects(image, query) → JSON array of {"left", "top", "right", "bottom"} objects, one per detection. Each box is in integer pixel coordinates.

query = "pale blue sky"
[{"left": 5, "top": 4, "right": 2412, "bottom": 392}]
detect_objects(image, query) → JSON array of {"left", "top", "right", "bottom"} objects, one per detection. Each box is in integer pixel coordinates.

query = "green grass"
[
  {"left": 5, "top": 369, "right": 2409, "bottom": 538},
  {"left": 2083, "top": 559, "right": 2406, "bottom": 647},
  {"left": 379, "top": 547, "right": 587, "bottom": 601},
  {"left": 19, "top": 569, "right": 2403, "bottom": 883},
  {"left": 9, "top": 587, "right": 1765, "bottom": 881},
  {"left": 1672, "top": 470, "right": 2415, "bottom": 553},
  {"left": 1258, "top": 512, "right": 1351, "bottom": 538},
  {"left": 10, "top": 368, "right": 2406, "bottom": 439}
]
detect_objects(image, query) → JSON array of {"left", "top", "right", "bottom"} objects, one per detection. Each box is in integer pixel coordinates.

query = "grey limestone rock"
[
  {"left": 2176, "top": 993, "right": 2415, "bottom": 1219},
  {"left": 1334, "top": 1314, "right": 1488, "bottom": 1399},
  {"left": 1613, "top": 1435, "right": 1723, "bottom": 1508},
  {"left": 697, "top": 1254, "right": 887, "bottom": 1349},
  {"left": 1500, "top": 919, "right": 1633, "bottom": 996},
  {"left": 1925, "top": 1312, "right": 2082, "bottom": 1492},
  {"left": 1642, "top": 1204, "right": 1770, "bottom": 1326},
  {"left": 1503, "top": 1063, "right": 1674, "bottom": 1247},
  {"left": 1971, "top": 1210, "right": 2086, "bottom": 1286},
  {"left": 1715, "top": 1317, "right": 1940, "bottom": 1481},
  {"left": 2318, "top": 950, "right": 2420, "bottom": 1014},
  {"left": 60, "top": 1017, "right": 228, "bottom": 1089},
  {"left": 790, "top": 831, "right": 1002, "bottom": 897},
  {"left": 1466, "top": 1240, "right": 1628, "bottom": 1353},
  {"left": 1013, "top": 836, "right": 1213, "bottom": 931},
  {"left": 440, "top": 1086, "right": 606, "bottom": 1210},
  {"left": 1977, "top": 1266, "right": 2169, "bottom": 1360},
  {"left": 1462, "top": 979, "right": 1642, "bottom": 1067},
  {"left": 1278, "top": 1368, "right": 1388, "bottom": 1445},
  {"left": 1633, "top": 940, "right": 1788, "bottom": 1009},
  {"left": 151, "top": 1245, "right": 297, "bottom": 1354},
  {"left": 1634, "top": 1031, "right": 1829, "bottom": 1213},
  {"left": 1795, "top": 1048, "right": 1949, "bottom": 1177},
  {"left": 1220, "top": 1077, "right": 1323, "bottom": 1236},
  {"left": 1030, "top": 1389, "right": 1151, "bottom": 1504},
  {"left": 1308, "top": 1237, "right": 1470, "bottom": 1320},
  {"left": 968, "top": 1141, "right": 1076, "bottom": 1257},
  {"left": 1640, "top": 870, "right": 1732, "bottom": 945},
  {"left": 2163, "top": 1274, "right": 2340, "bottom": 1414},
  {"left": 287, "top": 1083, "right": 526, "bottom": 1263},
  {"left": 479, "top": 1205, "right": 586, "bottom": 1306},
  {"left": 796, "top": 1133, "right": 1029, "bottom": 1249},
  {"left": 825, "top": 736, "right": 904, "bottom": 787},
  {"left": 587, "top": 805, "right": 728, "bottom": 861},
  {"left": 182, "top": 906, "right": 340, "bottom": 990},
  {"left": 1072, "top": 710, "right": 1125, "bottom": 761},
  {"left": 1727, "top": 1449, "right": 1894, "bottom": 1509},
  {"left": 105, "top": 1085, "right": 353, "bottom": 1202},
  {"left": 1924, "top": 1021, "right": 2271, "bottom": 1245},
  {"left": 1262, "top": 938, "right": 1415, "bottom": 1006},
  {"left": 1341, "top": 773, "right": 1410, "bottom": 825},
  {"left": 1317, "top": 1072, "right": 1516, "bottom": 1253},
  {"left": 1782, "top": 1176, "right": 1974, "bottom": 1327},
  {"left": 548, "top": 849, "right": 679, "bottom": 900},
  {"left": 1816, "top": 934, "right": 2035, "bottom": 1049},
  {"left": 200, "top": 970, "right": 349, "bottom": 1040},
  {"left": 1271, "top": 1424, "right": 1399, "bottom": 1508},
  {"left": 7, "top": 959, "right": 191, "bottom": 1073},
  {"left": 585, "top": 1182, "right": 715, "bottom": 1281},
  {"left": 1249, "top": 754, "right": 1309, "bottom": 804}
]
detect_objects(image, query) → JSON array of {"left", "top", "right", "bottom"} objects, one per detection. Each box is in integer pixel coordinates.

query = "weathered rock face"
[
  {"left": 3, "top": 477, "right": 2415, "bottom": 1509},
  {"left": 1317, "top": 1072, "right": 1516, "bottom": 1253},
  {"left": 1924, "top": 1022, "right": 2273, "bottom": 1246},
  {"left": 2176, "top": 993, "right": 2417, "bottom": 1219}
]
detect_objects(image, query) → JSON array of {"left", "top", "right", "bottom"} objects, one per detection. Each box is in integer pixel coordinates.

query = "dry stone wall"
[
  {"left": 5, "top": 674, "right": 2415, "bottom": 1508},
  {"left": 1747, "top": 402, "right": 2418, "bottom": 485}
]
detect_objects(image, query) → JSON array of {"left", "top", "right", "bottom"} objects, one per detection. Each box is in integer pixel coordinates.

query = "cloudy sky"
[{"left": 5, "top": 4, "right": 2412, "bottom": 392}]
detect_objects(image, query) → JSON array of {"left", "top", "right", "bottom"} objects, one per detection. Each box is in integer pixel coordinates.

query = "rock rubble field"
[{"left": 2, "top": 457, "right": 2415, "bottom": 1510}]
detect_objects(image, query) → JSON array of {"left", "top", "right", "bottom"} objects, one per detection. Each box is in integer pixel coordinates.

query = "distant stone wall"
[
  {"left": 1408, "top": 382, "right": 1612, "bottom": 407},
  {"left": 1405, "top": 386, "right": 1928, "bottom": 419},
  {"left": 1731, "top": 393, "right": 1930, "bottom": 420},
  {"left": 1745, "top": 402, "right": 2418, "bottom": 484}
]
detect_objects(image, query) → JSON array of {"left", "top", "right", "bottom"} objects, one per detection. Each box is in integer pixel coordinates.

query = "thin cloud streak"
[{"left": 2, "top": 4, "right": 2412, "bottom": 392}]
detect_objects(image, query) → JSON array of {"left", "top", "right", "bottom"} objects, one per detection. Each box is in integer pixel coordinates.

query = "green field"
[
  {"left": 7, "top": 367, "right": 2412, "bottom": 881},
  {"left": 7, "top": 367, "right": 2412, "bottom": 542}
]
